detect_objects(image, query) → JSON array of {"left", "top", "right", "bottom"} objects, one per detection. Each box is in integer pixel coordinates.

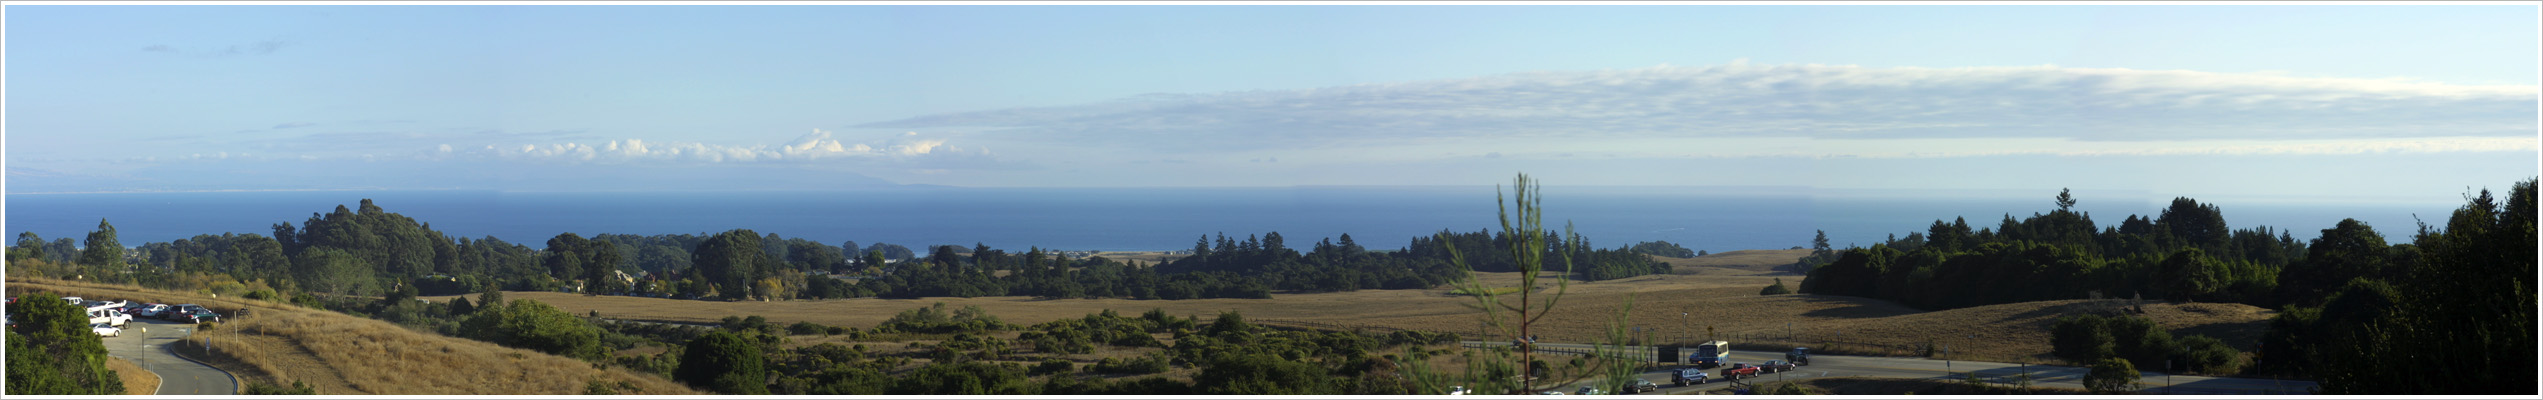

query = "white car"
[
  {"left": 91, "top": 323, "right": 122, "bottom": 337},
  {"left": 133, "top": 304, "right": 172, "bottom": 318}
]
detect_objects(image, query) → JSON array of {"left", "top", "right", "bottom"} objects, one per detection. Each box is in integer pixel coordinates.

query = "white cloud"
[
  {"left": 463, "top": 129, "right": 993, "bottom": 167},
  {"left": 859, "top": 63, "right": 2538, "bottom": 149}
]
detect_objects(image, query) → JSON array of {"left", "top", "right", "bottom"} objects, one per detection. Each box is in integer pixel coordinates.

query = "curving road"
[
  {"left": 101, "top": 318, "right": 238, "bottom": 395},
  {"left": 1462, "top": 341, "right": 2316, "bottom": 395}
]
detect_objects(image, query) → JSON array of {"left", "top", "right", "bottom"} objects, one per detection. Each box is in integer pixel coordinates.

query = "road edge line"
[{"left": 161, "top": 337, "right": 243, "bottom": 395}]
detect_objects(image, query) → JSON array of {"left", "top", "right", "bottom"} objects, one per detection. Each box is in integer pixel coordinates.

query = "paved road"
[
  {"left": 1462, "top": 341, "right": 2316, "bottom": 395},
  {"left": 101, "top": 318, "right": 238, "bottom": 395}
]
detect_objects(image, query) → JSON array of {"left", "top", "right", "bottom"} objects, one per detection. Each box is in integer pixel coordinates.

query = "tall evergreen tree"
[{"left": 78, "top": 219, "right": 122, "bottom": 268}]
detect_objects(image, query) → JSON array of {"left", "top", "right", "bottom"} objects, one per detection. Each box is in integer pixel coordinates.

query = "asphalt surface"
[
  {"left": 100, "top": 317, "right": 238, "bottom": 395},
  {"left": 1462, "top": 341, "right": 2317, "bottom": 395}
]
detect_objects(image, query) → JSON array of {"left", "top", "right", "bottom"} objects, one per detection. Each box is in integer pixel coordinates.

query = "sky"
[{"left": 5, "top": 4, "right": 2537, "bottom": 201}]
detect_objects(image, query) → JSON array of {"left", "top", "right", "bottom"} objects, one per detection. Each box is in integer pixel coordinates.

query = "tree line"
[
  {"left": 8, "top": 198, "right": 1675, "bottom": 305},
  {"left": 1800, "top": 182, "right": 2535, "bottom": 393}
]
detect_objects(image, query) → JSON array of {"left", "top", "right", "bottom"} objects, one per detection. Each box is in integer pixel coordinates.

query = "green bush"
[
  {"left": 674, "top": 331, "right": 768, "bottom": 394},
  {"left": 887, "top": 361, "right": 1031, "bottom": 395},
  {"left": 2084, "top": 358, "right": 2142, "bottom": 394},
  {"left": 458, "top": 299, "right": 607, "bottom": 361},
  {"left": 1760, "top": 278, "right": 1794, "bottom": 295},
  {"left": 1194, "top": 353, "right": 1331, "bottom": 395},
  {"left": 1089, "top": 352, "right": 1173, "bottom": 375},
  {"left": 2175, "top": 335, "right": 2245, "bottom": 375},
  {"left": 2050, "top": 314, "right": 2116, "bottom": 364},
  {"left": 4, "top": 293, "right": 125, "bottom": 395},
  {"left": 1031, "top": 359, "right": 1075, "bottom": 376},
  {"left": 787, "top": 321, "right": 828, "bottom": 336}
]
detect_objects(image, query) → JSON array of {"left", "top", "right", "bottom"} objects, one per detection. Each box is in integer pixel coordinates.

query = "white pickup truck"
[{"left": 88, "top": 308, "right": 133, "bottom": 327}]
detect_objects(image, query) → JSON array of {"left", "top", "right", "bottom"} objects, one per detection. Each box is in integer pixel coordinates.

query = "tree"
[
  {"left": 1424, "top": 174, "right": 1644, "bottom": 395},
  {"left": 675, "top": 331, "right": 768, "bottom": 394},
  {"left": 2056, "top": 188, "right": 2077, "bottom": 211},
  {"left": 2050, "top": 314, "right": 2116, "bottom": 364},
  {"left": 2157, "top": 249, "right": 2222, "bottom": 302},
  {"left": 79, "top": 219, "right": 122, "bottom": 268},
  {"left": 1812, "top": 230, "right": 1831, "bottom": 252},
  {"left": 4, "top": 292, "right": 125, "bottom": 395},
  {"left": 693, "top": 230, "right": 768, "bottom": 301},
  {"left": 2158, "top": 197, "right": 2230, "bottom": 253},
  {"left": 291, "top": 248, "right": 374, "bottom": 296},
  {"left": 2083, "top": 358, "right": 2141, "bottom": 394},
  {"left": 586, "top": 241, "right": 623, "bottom": 295},
  {"left": 2277, "top": 219, "right": 2392, "bottom": 307}
]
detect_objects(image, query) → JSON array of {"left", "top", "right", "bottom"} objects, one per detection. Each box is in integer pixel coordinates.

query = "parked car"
[
  {"left": 1574, "top": 386, "right": 1605, "bottom": 395},
  {"left": 170, "top": 304, "right": 208, "bottom": 320},
  {"left": 180, "top": 309, "right": 222, "bottom": 324},
  {"left": 92, "top": 323, "right": 122, "bottom": 337},
  {"left": 1672, "top": 368, "right": 1711, "bottom": 386},
  {"left": 88, "top": 309, "right": 133, "bottom": 327},
  {"left": 1720, "top": 363, "right": 1762, "bottom": 381},
  {"left": 132, "top": 304, "right": 172, "bottom": 319},
  {"left": 1622, "top": 379, "right": 1659, "bottom": 394},
  {"left": 1759, "top": 360, "right": 1798, "bottom": 373}
]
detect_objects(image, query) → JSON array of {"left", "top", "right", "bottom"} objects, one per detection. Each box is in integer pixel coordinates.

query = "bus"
[{"left": 1691, "top": 340, "right": 1730, "bottom": 368}]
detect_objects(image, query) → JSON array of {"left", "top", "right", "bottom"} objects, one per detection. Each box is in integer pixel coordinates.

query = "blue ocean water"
[{"left": 3, "top": 187, "right": 2468, "bottom": 253}]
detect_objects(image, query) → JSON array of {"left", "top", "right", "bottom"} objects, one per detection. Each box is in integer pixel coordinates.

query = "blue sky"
[{"left": 5, "top": 4, "right": 2536, "bottom": 201}]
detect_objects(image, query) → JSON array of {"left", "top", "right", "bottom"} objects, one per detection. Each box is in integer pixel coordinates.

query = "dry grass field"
[
  {"left": 6, "top": 278, "right": 698, "bottom": 395},
  {"left": 107, "top": 357, "right": 158, "bottom": 395},
  {"left": 444, "top": 276, "right": 2252, "bottom": 365},
  {"left": 433, "top": 258, "right": 2270, "bottom": 366},
  {"left": 1651, "top": 248, "right": 1813, "bottom": 275}
]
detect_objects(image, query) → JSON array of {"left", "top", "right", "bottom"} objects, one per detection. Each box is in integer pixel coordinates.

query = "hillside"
[{"left": 6, "top": 278, "right": 699, "bottom": 395}]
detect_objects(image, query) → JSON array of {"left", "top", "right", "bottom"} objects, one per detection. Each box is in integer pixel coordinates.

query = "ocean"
[{"left": 2, "top": 187, "right": 2469, "bottom": 253}]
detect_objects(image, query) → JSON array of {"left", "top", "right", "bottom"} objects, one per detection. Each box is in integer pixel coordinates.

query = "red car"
[{"left": 1719, "top": 363, "right": 1761, "bottom": 380}]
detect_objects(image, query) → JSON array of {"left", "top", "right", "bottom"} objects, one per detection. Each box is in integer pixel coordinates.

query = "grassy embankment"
[
  {"left": 6, "top": 277, "right": 699, "bottom": 395},
  {"left": 106, "top": 357, "right": 158, "bottom": 395}
]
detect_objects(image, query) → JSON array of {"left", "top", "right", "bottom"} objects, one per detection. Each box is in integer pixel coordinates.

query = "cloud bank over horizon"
[{"left": 860, "top": 63, "right": 2538, "bottom": 156}]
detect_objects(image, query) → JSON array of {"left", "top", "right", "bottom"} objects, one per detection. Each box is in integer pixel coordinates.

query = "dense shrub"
[
  {"left": 1031, "top": 359, "right": 1075, "bottom": 376},
  {"left": 887, "top": 361, "right": 1031, "bottom": 395},
  {"left": 2084, "top": 358, "right": 2142, "bottom": 394},
  {"left": 4, "top": 293, "right": 125, "bottom": 395},
  {"left": 1089, "top": 352, "right": 1174, "bottom": 375},
  {"left": 674, "top": 331, "right": 768, "bottom": 394}
]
